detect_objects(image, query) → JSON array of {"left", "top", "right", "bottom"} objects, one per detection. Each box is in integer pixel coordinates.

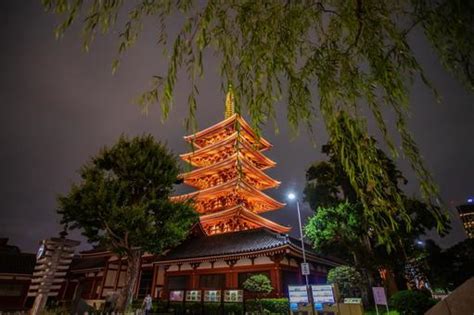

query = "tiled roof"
[
  {"left": 70, "top": 256, "right": 109, "bottom": 271},
  {"left": 0, "top": 253, "right": 36, "bottom": 275},
  {"left": 287, "top": 236, "right": 345, "bottom": 265},
  {"left": 162, "top": 228, "right": 289, "bottom": 261}
]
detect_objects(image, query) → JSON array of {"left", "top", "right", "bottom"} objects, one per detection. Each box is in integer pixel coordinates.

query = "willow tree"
[
  {"left": 43, "top": 0, "right": 472, "bottom": 247},
  {"left": 58, "top": 135, "right": 197, "bottom": 311}
]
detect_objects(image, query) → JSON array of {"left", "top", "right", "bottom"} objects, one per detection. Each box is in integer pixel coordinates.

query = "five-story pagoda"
[
  {"left": 153, "top": 87, "right": 339, "bottom": 299},
  {"left": 171, "top": 86, "right": 290, "bottom": 235}
]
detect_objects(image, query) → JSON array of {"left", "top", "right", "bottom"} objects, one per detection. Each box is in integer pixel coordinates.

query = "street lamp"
[{"left": 287, "top": 192, "right": 315, "bottom": 315}]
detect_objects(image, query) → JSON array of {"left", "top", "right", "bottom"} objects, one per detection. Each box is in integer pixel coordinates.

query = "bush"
[
  {"left": 168, "top": 301, "right": 185, "bottom": 314},
  {"left": 327, "top": 265, "right": 365, "bottom": 299},
  {"left": 184, "top": 301, "right": 202, "bottom": 314},
  {"left": 224, "top": 302, "right": 244, "bottom": 314},
  {"left": 246, "top": 298, "right": 289, "bottom": 314},
  {"left": 389, "top": 290, "right": 436, "bottom": 315},
  {"left": 203, "top": 302, "right": 221, "bottom": 315}
]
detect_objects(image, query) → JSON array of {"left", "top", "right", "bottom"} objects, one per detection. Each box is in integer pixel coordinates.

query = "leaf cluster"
[
  {"left": 327, "top": 265, "right": 366, "bottom": 299},
  {"left": 43, "top": 0, "right": 464, "bottom": 247},
  {"left": 57, "top": 135, "right": 198, "bottom": 255},
  {"left": 242, "top": 274, "right": 273, "bottom": 295}
]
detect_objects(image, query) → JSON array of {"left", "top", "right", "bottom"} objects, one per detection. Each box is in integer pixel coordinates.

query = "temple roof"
[
  {"left": 156, "top": 228, "right": 340, "bottom": 266},
  {"left": 0, "top": 252, "right": 36, "bottom": 275},
  {"left": 200, "top": 205, "right": 291, "bottom": 234},
  {"left": 184, "top": 114, "right": 272, "bottom": 151},
  {"left": 180, "top": 154, "right": 280, "bottom": 190},
  {"left": 180, "top": 132, "right": 276, "bottom": 169},
  {"left": 70, "top": 255, "right": 109, "bottom": 272},
  {"left": 171, "top": 178, "right": 285, "bottom": 214},
  {"left": 160, "top": 228, "right": 288, "bottom": 261}
]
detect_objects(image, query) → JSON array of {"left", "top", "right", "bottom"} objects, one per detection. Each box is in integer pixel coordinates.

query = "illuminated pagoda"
[
  {"left": 148, "top": 87, "right": 340, "bottom": 299},
  {"left": 171, "top": 86, "right": 290, "bottom": 236}
]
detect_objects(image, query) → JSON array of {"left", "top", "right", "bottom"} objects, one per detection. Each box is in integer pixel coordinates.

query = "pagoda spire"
[
  {"left": 173, "top": 88, "right": 289, "bottom": 235},
  {"left": 224, "top": 84, "right": 235, "bottom": 118}
]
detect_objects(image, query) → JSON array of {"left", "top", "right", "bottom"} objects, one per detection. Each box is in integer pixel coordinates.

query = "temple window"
[{"left": 199, "top": 274, "right": 225, "bottom": 289}]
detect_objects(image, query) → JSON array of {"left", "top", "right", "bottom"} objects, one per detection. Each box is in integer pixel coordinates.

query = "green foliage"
[
  {"left": 389, "top": 290, "right": 436, "bottom": 315},
  {"left": 203, "top": 302, "right": 221, "bottom": 315},
  {"left": 304, "top": 202, "right": 370, "bottom": 265},
  {"left": 246, "top": 298, "right": 289, "bottom": 314},
  {"left": 169, "top": 301, "right": 185, "bottom": 314},
  {"left": 184, "top": 301, "right": 202, "bottom": 313},
  {"left": 243, "top": 274, "right": 273, "bottom": 314},
  {"left": 424, "top": 238, "right": 474, "bottom": 290},
  {"left": 303, "top": 140, "right": 449, "bottom": 273},
  {"left": 41, "top": 0, "right": 465, "bottom": 247},
  {"left": 327, "top": 266, "right": 365, "bottom": 299},
  {"left": 58, "top": 135, "right": 197, "bottom": 255},
  {"left": 58, "top": 135, "right": 198, "bottom": 310},
  {"left": 223, "top": 302, "right": 243, "bottom": 314},
  {"left": 416, "top": 0, "right": 474, "bottom": 91},
  {"left": 242, "top": 274, "right": 273, "bottom": 295}
]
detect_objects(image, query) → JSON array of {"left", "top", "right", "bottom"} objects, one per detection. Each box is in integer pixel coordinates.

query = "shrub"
[
  {"left": 224, "top": 302, "right": 244, "bottom": 314},
  {"left": 389, "top": 290, "right": 436, "bottom": 315},
  {"left": 327, "top": 265, "right": 365, "bottom": 299},
  {"left": 203, "top": 302, "right": 221, "bottom": 315},
  {"left": 246, "top": 298, "right": 289, "bottom": 314}
]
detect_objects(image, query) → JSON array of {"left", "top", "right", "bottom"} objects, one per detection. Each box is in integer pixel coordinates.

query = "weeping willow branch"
[{"left": 42, "top": 0, "right": 467, "bottom": 248}]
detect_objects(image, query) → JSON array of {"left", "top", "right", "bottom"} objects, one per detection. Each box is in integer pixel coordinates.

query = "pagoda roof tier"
[
  {"left": 199, "top": 205, "right": 290, "bottom": 235},
  {"left": 180, "top": 132, "right": 276, "bottom": 170},
  {"left": 184, "top": 114, "right": 272, "bottom": 151},
  {"left": 180, "top": 154, "right": 280, "bottom": 190},
  {"left": 170, "top": 178, "right": 285, "bottom": 214}
]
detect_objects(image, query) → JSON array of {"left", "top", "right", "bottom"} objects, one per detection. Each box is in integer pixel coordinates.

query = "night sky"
[{"left": 1, "top": 2, "right": 472, "bottom": 253}]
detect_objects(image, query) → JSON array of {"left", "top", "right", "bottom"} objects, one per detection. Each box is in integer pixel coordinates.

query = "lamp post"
[{"left": 288, "top": 192, "right": 315, "bottom": 315}]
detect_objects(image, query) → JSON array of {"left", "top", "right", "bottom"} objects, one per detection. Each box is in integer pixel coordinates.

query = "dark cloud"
[{"left": 1, "top": 1, "right": 472, "bottom": 252}]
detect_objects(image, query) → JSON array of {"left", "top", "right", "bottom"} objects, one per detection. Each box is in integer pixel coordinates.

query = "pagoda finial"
[{"left": 225, "top": 84, "right": 235, "bottom": 118}]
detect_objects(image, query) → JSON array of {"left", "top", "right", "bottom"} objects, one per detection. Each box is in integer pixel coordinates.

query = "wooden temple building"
[{"left": 0, "top": 89, "right": 340, "bottom": 311}]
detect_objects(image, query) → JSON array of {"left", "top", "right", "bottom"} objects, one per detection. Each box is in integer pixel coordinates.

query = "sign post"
[
  {"left": 28, "top": 233, "right": 79, "bottom": 315},
  {"left": 301, "top": 263, "right": 310, "bottom": 276},
  {"left": 288, "top": 285, "right": 309, "bottom": 313},
  {"left": 311, "top": 284, "right": 337, "bottom": 312},
  {"left": 372, "top": 287, "right": 390, "bottom": 315}
]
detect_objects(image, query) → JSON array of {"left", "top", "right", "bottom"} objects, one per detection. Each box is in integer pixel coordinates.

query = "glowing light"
[
  {"left": 287, "top": 193, "right": 296, "bottom": 200},
  {"left": 467, "top": 198, "right": 473, "bottom": 203}
]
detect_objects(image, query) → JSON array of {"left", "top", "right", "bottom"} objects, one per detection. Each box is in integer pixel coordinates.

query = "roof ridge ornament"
[{"left": 224, "top": 83, "right": 235, "bottom": 118}]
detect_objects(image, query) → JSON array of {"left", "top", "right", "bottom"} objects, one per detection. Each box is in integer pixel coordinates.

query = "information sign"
[
  {"left": 311, "top": 285, "right": 335, "bottom": 304},
  {"left": 204, "top": 290, "right": 221, "bottom": 303},
  {"left": 185, "top": 290, "right": 202, "bottom": 302},
  {"left": 169, "top": 290, "right": 184, "bottom": 302},
  {"left": 224, "top": 290, "right": 243, "bottom": 302},
  {"left": 372, "top": 287, "right": 388, "bottom": 305},
  {"left": 288, "top": 286, "right": 309, "bottom": 311},
  {"left": 344, "top": 298, "right": 362, "bottom": 304},
  {"left": 301, "top": 262, "right": 310, "bottom": 275}
]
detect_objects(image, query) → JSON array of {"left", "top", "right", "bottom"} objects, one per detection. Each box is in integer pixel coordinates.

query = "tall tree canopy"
[
  {"left": 43, "top": 0, "right": 470, "bottom": 246},
  {"left": 58, "top": 135, "right": 197, "bottom": 311},
  {"left": 304, "top": 141, "right": 450, "bottom": 288}
]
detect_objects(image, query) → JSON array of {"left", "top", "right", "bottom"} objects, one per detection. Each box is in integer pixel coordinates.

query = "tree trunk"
[{"left": 115, "top": 250, "right": 141, "bottom": 312}]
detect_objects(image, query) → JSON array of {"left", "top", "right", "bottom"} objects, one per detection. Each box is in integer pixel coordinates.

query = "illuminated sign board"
[
  {"left": 204, "top": 290, "right": 221, "bottom": 302},
  {"left": 169, "top": 290, "right": 184, "bottom": 302},
  {"left": 311, "top": 285, "right": 335, "bottom": 304},
  {"left": 185, "top": 290, "right": 202, "bottom": 302},
  {"left": 224, "top": 290, "right": 243, "bottom": 302},
  {"left": 288, "top": 285, "right": 309, "bottom": 310}
]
